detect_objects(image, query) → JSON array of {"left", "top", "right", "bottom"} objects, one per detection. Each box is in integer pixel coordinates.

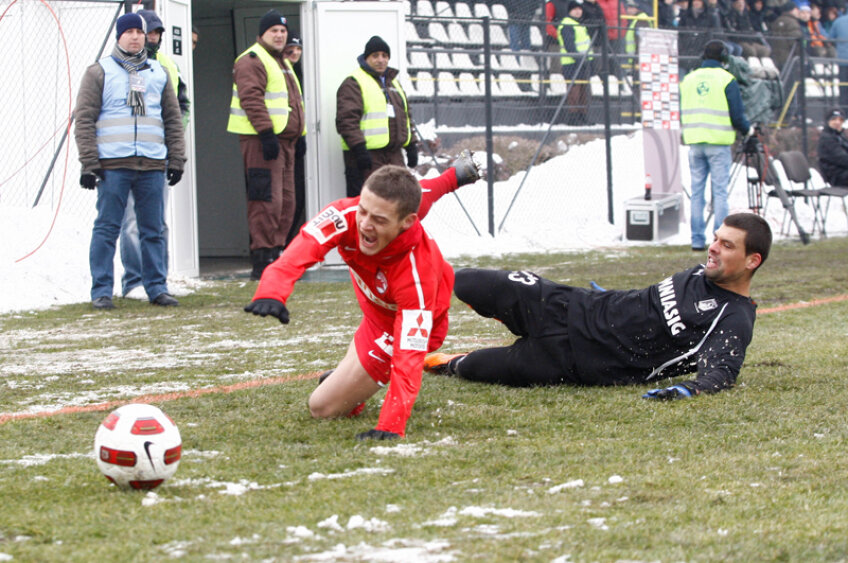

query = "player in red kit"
[{"left": 244, "top": 156, "right": 480, "bottom": 440}]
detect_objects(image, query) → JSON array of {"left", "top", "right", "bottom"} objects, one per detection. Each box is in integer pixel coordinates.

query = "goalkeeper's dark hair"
[
  {"left": 362, "top": 164, "right": 421, "bottom": 219},
  {"left": 724, "top": 212, "right": 772, "bottom": 272}
]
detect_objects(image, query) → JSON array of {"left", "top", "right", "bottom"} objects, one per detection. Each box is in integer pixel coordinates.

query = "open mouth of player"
[
  {"left": 706, "top": 255, "right": 718, "bottom": 269},
  {"left": 360, "top": 232, "right": 377, "bottom": 250}
]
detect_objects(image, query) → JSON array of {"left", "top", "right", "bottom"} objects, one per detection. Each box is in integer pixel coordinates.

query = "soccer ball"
[{"left": 94, "top": 403, "right": 182, "bottom": 490}]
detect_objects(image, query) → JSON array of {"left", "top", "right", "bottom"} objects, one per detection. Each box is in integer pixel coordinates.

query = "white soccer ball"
[{"left": 93, "top": 403, "right": 182, "bottom": 490}]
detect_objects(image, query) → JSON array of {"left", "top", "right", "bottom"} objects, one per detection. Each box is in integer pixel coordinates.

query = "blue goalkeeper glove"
[{"left": 642, "top": 384, "right": 693, "bottom": 400}]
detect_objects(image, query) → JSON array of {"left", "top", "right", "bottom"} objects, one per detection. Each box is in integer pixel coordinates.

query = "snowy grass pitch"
[{"left": 1, "top": 238, "right": 847, "bottom": 561}]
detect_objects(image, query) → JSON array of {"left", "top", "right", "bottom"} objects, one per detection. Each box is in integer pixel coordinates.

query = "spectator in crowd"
[
  {"left": 545, "top": 0, "right": 569, "bottom": 73},
  {"left": 558, "top": 0, "right": 592, "bottom": 124},
  {"left": 336, "top": 35, "right": 418, "bottom": 198},
  {"left": 244, "top": 161, "right": 481, "bottom": 441},
  {"left": 284, "top": 35, "right": 307, "bottom": 246},
  {"left": 807, "top": 3, "right": 837, "bottom": 56},
  {"left": 74, "top": 13, "right": 185, "bottom": 309},
  {"left": 623, "top": 0, "right": 653, "bottom": 69},
  {"left": 423, "top": 213, "right": 772, "bottom": 401},
  {"left": 192, "top": 25, "right": 199, "bottom": 51},
  {"left": 769, "top": 2, "right": 804, "bottom": 67},
  {"left": 816, "top": 108, "right": 848, "bottom": 184},
  {"left": 725, "top": 0, "right": 772, "bottom": 56},
  {"left": 658, "top": 0, "right": 679, "bottom": 28},
  {"left": 680, "top": 40, "right": 753, "bottom": 250},
  {"left": 763, "top": 0, "right": 793, "bottom": 22},
  {"left": 827, "top": 8, "right": 848, "bottom": 110},
  {"left": 503, "top": 0, "right": 536, "bottom": 52},
  {"left": 678, "top": 0, "right": 723, "bottom": 63},
  {"left": 820, "top": 3, "right": 840, "bottom": 34},
  {"left": 227, "top": 10, "right": 305, "bottom": 280},
  {"left": 118, "top": 9, "right": 190, "bottom": 300},
  {"left": 747, "top": 0, "right": 773, "bottom": 46}
]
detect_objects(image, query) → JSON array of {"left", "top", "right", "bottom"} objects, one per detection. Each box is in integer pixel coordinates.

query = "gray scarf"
[{"left": 111, "top": 44, "right": 148, "bottom": 116}]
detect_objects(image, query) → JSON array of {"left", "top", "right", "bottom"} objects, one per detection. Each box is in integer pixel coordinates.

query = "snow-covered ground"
[{"left": 3, "top": 129, "right": 844, "bottom": 315}]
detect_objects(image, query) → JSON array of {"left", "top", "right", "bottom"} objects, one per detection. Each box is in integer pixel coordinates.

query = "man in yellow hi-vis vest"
[
  {"left": 227, "top": 10, "right": 306, "bottom": 280},
  {"left": 336, "top": 35, "right": 418, "bottom": 198},
  {"left": 557, "top": 1, "right": 591, "bottom": 125},
  {"left": 680, "top": 40, "right": 753, "bottom": 251}
]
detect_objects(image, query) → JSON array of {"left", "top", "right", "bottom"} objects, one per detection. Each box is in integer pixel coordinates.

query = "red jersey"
[{"left": 253, "top": 169, "right": 459, "bottom": 436}]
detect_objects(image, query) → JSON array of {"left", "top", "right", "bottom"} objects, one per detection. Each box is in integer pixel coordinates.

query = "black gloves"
[
  {"left": 79, "top": 169, "right": 103, "bottom": 190},
  {"left": 451, "top": 150, "right": 482, "bottom": 187},
  {"left": 167, "top": 169, "right": 183, "bottom": 186},
  {"left": 406, "top": 143, "right": 419, "bottom": 168},
  {"left": 642, "top": 384, "right": 694, "bottom": 400},
  {"left": 356, "top": 429, "right": 400, "bottom": 441},
  {"left": 244, "top": 298, "right": 290, "bottom": 324},
  {"left": 351, "top": 143, "right": 372, "bottom": 171},
  {"left": 259, "top": 129, "right": 280, "bottom": 161},
  {"left": 295, "top": 136, "right": 307, "bottom": 159}
]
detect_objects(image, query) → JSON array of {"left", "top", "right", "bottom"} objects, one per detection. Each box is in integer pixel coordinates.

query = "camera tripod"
[{"left": 726, "top": 132, "right": 810, "bottom": 244}]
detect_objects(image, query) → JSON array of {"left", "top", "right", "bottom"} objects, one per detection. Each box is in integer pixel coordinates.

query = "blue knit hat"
[{"left": 116, "top": 13, "right": 146, "bottom": 40}]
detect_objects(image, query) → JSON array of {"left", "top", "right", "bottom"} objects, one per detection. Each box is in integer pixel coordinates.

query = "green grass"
[{"left": 1, "top": 237, "right": 847, "bottom": 561}]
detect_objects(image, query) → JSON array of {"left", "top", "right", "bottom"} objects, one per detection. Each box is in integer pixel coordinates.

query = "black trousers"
[{"left": 453, "top": 268, "right": 578, "bottom": 387}]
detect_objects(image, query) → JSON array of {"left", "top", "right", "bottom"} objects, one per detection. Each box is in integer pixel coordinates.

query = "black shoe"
[
  {"left": 151, "top": 293, "right": 179, "bottom": 306},
  {"left": 92, "top": 296, "right": 115, "bottom": 310},
  {"left": 250, "top": 248, "right": 277, "bottom": 281}
]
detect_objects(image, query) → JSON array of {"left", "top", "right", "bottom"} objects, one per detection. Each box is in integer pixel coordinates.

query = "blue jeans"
[
  {"left": 120, "top": 189, "right": 169, "bottom": 296},
  {"left": 89, "top": 169, "right": 168, "bottom": 301},
  {"left": 688, "top": 143, "right": 731, "bottom": 249}
]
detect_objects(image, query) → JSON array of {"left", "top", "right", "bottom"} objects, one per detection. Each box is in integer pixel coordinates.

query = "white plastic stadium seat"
[
  {"left": 519, "top": 54, "right": 540, "bottom": 72},
  {"left": 490, "top": 24, "right": 510, "bottom": 47},
  {"left": 447, "top": 22, "right": 472, "bottom": 44},
  {"left": 437, "top": 71, "right": 461, "bottom": 96},
  {"left": 498, "top": 53, "right": 522, "bottom": 70},
  {"left": 399, "top": 74, "right": 417, "bottom": 97},
  {"left": 452, "top": 52, "right": 479, "bottom": 70},
  {"left": 416, "top": 0, "right": 434, "bottom": 17},
  {"left": 427, "top": 22, "right": 451, "bottom": 44},
  {"left": 415, "top": 71, "right": 435, "bottom": 97},
  {"left": 477, "top": 72, "right": 502, "bottom": 96},
  {"left": 496, "top": 73, "right": 524, "bottom": 96},
  {"left": 457, "top": 72, "right": 482, "bottom": 96},
  {"left": 530, "top": 25, "right": 544, "bottom": 47},
  {"left": 434, "top": 51, "right": 456, "bottom": 70},
  {"left": 454, "top": 2, "right": 473, "bottom": 18},
  {"left": 474, "top": 2, "right": 492, "bottom": 18},
  {"left": 434, "top": 0, "right": 454, "bottom": 16},
  {"left": 547, "top": 73, "right": 567, "bottom": 96},
  {"left": 409, "top": 50, "right": 433, "bottom": 69},
  {"left": 491, "top": 3, "right": 509, "bottom": 20}
]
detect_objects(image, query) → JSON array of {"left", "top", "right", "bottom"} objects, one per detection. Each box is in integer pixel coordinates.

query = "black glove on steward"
[
  {"left": 259, "top": 129, "right": 280, "bottom": 161},
  {"left": 351, "top": 143, "right": 372, "bottom": 171},
  {"left": 295, "top": 136, "right": 306, "bottom": 159},
  {"left": 167, "top": 169, "right": 183, "bottom": 186},
  {"left": 79, "top": 169, "right": 103, "bottom": 190},
  {"left": 406, "top": 143, "right": 419, "bottom": 168},
  {"left": 244, "top": 298, "right": 290, "bottom": 324},
  {"left": 356, "top": 429, "right": 400, "bottom": 441}
]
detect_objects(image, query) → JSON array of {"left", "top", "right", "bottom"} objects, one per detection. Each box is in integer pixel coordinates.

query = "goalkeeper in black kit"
[{"left": 424, "top": 213, "right": 772, "bottom": 400}]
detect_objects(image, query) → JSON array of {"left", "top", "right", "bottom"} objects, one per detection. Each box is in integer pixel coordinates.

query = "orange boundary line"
[
  {"left": 0, "top": 372, "right": 321, "bottom": 427},
  {"left": 2, "top": 294, "right": 847, "bottom": 427},
  {"left": 757, "top": 294, "right": 848, "bottom": 315}
]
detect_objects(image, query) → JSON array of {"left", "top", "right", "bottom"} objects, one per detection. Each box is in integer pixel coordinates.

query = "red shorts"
[{"left": 354, "top": 318, "right": 393, "bottom": 386}]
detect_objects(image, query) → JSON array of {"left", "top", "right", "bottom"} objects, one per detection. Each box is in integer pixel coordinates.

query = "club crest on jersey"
[
  {"left": 696, "top": 298, "right": 718, "bottom": 312},
  {"left": 400, "top": 309, "right": 432, "bottom": 351},
  {"left": 375, "top": 270, "right": 388, "bottom": 294},
  {"left": 305, "top": 206, "right": 347, "bottom": 244}
]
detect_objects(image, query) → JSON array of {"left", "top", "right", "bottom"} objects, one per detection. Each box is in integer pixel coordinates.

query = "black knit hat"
[
  {"left": 566, "top": 0, "right": 584, "bottom": 12},
  {"left": 286, "top": 35, "right": 302, "bottom": 48},
  {"left": 258, "top": 10, "right": 287, "bottom": 36},
  {"left": 116, "top": 13, "right": 145, "bottom": 40},
  {"left": 363, "top": 35, "right": 391, "bottom": 58},
  {"left": 826, "top": 107, "right": 844, "bottom": 121}
]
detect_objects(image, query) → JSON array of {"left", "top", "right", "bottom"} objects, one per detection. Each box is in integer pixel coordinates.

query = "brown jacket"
[
  {"left": 232, "top": 38, "right": 305, "bottom": 141},
  {"left": 335, "top": 57, "right": 415, "bottom": 152},
  {"left": 74, "top": 58, "right": 185, "bottom": 173}
]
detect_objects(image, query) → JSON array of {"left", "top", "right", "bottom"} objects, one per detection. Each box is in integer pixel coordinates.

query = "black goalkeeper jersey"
[{"left": 563, "top": 265, "right": 757, "bottom": 393}]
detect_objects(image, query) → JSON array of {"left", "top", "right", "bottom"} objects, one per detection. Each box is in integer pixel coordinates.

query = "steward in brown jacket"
[
  {"left": 227, "top": 10, "right": 306, "bottom": 280},
  {"left": 336, "top": 35, "right": 417, "bottom": 197}
]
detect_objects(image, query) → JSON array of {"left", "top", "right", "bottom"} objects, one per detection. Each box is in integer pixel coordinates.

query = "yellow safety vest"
[
  {"left": 227, "top": 43, "right": 289, "bottom": 135},
  {"left": 625, "top": 14, "right": 652, "bottom": 54},
  {"left": 156, "top": 51, "right": 180, "bottom": 95},
  {"left": 557, "top": 17, "right": 591, "bottom": 66},
  {"left": 341, "top": 67, "right": 410, "bottom": 150},
  {"left": 680, "top": 67, "right": 736, "bottom": 145}
]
